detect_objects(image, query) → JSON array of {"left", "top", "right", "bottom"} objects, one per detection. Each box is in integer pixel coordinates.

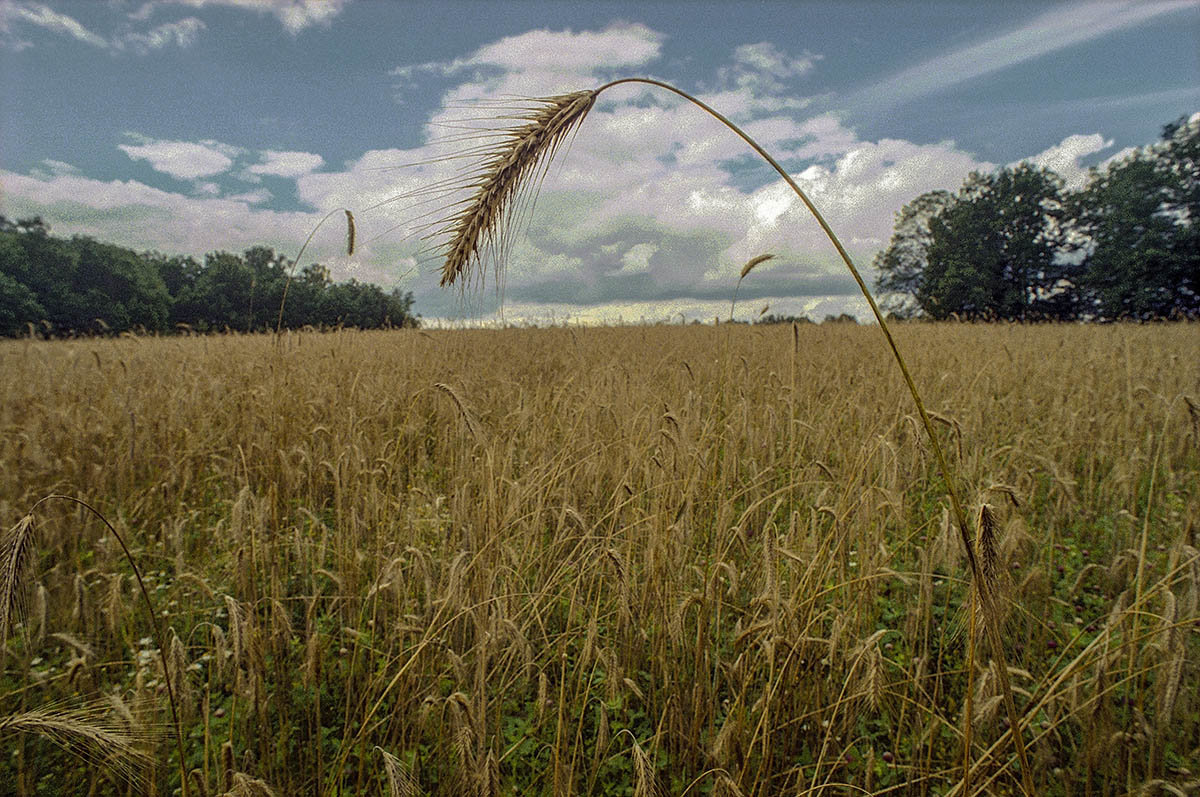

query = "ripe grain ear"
[
  {"left": 0, "top": 701, "right": 155, "bottom": 787},
  {"left": 345, "top": 210, "right": 357, "bottom": 256},
  {"left": 976, "top": 503, "right": 1001, "bottom": 594},
  {"left": 731, "top": 254, "right": 775, "bottom": 321},
  {"left": 631, "top": 738, "right": 660, "bottom": 797},
  {"left": 434, "top": 382, "right": 484, "bottom": 443},
  {"left": 375, "top": 746, "right": 419, "bottom": 797},
  {"left": 0, "top": 515, "right": 37, "bottom": 656},
  {"left": 740, "top": 253, "right": 775, "bottom": 280},
  {"left": 438, "top": 91, "right": 597, "bottom": 288}
]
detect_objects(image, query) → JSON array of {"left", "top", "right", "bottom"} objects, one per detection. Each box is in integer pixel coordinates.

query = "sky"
[{"left": 1, "top": 0, "right": 1198, "bottom": 325}]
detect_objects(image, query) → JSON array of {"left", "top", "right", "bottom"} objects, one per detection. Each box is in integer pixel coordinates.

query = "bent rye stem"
[{"left": 437, "top": 76, "right": 1034, "bottom": 795}]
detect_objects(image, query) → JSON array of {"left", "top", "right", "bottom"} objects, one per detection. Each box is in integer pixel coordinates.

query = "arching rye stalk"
[
  {"left": 730, "top": 253, "right": 774, "bottom": 322},
  {"left": 435, "top": 77, "right": 1034, "bottom": 795}
]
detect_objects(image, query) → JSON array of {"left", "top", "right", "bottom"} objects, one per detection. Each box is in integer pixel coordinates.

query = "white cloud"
[
  {"left": 1018, "top": 133, "right": 1113, "bottom": 189},
  {"left": 247, "top": 150, "right": 325, "bottom": 178},
  {"left": 28, "top": 158, "right": 81, "bottom": 179},
  {"left": 1, "top": 21, "right": 1064, "bottom": 325},
  {"left": 394, "top": 22, "right": 664, "bottom": 101},
  {"left": 117, "top": 16, "right": 204, "bottom": 53},
  {"left": 8, "top": 2, "right": 107, "bottom": 47},
  {"left": 469, "top": 23, "right": 663, "bottom": 73},
  {"left": 0, "top": 1, "right": 204, "bottom": 51},
  {"left": 733, "top": 42, "right": 815, "bottom": 78},
  {"left": 119, "top": 137, "right": 237, "bottom": 180},
  {"left": 227, "top": 188, "right": 273, "bottom": 204},
  {"left": 710, "top": 42, "right": 818, "bottom": 107},
  {"left": 1099, "top": 146, "right": 1139, "bottom": 171},
  {"left": 133, "top": 0, "right": 348, "bottom": 34},
  {"left": 617, "top": 242, "right": 657, "bottom": 275},
  {"left": 0, "top": 169, "right": 318, "bottom": 255},
  {"left": 844, "top": 1, "right": 1196, "bottom": 114},
  {"left": 2, "top": 0, "right": 342, "bottom": 50}
]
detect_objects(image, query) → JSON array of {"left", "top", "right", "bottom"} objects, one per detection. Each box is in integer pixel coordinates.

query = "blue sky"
[{"left": 1, "top": 0, "right": 1197, "bottom": 324}]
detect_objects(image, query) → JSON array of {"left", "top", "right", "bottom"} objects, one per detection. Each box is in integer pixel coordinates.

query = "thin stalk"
[
  {"left": 275, "top": 207, "right": 355, "bottom": 339},
  {"left": 594, "top": 76, "right": 1034, "bottom": 796},
  {"left": 1127, "top": 398, "right": 1173, "bottom": 790}
]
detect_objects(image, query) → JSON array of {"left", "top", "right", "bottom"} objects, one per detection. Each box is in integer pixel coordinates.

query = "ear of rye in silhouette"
[
  {"left": 730, "top": 254, "right": 774, "bottom": 322},
  {"left": 432, "top": 77, "right": 1034, "bottom": 795}
]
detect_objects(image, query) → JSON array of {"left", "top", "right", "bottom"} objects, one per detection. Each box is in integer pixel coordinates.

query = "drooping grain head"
[
  {"left": 0, "top": 700, "right": 156, "bottom": 788},
  {"left": 375, "top": 746, "right": 419, "bottom": 797},
  {"left": 632, "top": 740, "right": 659, "bottom": 797},
  {"left": 438, "top": 90, "right": 597, "bottom": 288},
  {"left": 740, "top": 253, "right": 775, "bottom": 280},
  {"left": 0, "top": 515, "right": 36, "bottom": 655}
]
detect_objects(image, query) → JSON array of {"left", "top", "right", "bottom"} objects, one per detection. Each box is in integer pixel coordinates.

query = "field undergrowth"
[{"left": 1, "top": 322, "right": 1197, "bottom": 796}]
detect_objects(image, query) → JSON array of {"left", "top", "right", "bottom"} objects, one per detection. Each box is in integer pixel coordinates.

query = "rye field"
[{"left": 1, "top": 321, "right": 1197, "bottom": 796}]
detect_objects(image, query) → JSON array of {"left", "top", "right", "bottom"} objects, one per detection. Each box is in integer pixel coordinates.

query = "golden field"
[{"left": 1, "top": 322, "right": 1197, "bottom": 796}]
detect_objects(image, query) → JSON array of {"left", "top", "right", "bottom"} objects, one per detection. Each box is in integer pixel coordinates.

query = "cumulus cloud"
[
  {"left": 470, "top": 23, "right": 663, "bottom": 74},
  {"left": 0, "top": 168, "right": 319, "bottom": 255},
  {"left": 246, "top": 150, "right": 325, "bottom": 178},
  {"left": 1017, "top": 133, "right": 1113, "bottom": 189},
  {"left": 119, "top": 137, "right": 238, "bottom": 180},
  {"left": 2, "top": 21, "right": 1048, "bottom": 325},
  {"left": 132, "top": 0, "right": 348, "bottom": 34},
  {"left": 617, "top": 242, "right": 657, "bottom": 275},
  {"left": 393, "top": 22, "right": 665, "bottom": 101}
]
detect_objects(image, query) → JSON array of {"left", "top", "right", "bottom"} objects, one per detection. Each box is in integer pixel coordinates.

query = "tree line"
[
  {"left": 0, "top": 217, "right": 418, "bottom": 336},
  {"left": 874, "top": 115, "right": 1198, "bottom": 320}
]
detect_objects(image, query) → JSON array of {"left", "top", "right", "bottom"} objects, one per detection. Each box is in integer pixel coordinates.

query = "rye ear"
[{"left": 438, "top": 91, "right": 597, "bottom": 289}]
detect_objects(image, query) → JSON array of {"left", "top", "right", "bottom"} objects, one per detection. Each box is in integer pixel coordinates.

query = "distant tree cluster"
[
  {"left": 757, "top": 313, "right": 814, "bottom": 325},
  {"left": 874, "top": 115, "right": 1198, "bottom": 320},
  {"left": 0, "top": 217, "right": 418, "bottom": 336}
]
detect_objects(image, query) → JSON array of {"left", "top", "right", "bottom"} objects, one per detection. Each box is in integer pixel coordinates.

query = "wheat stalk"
[
  {"left": 432, "top": 76, "right": 1035, "bottom": 796},
  {"left": 438, "top": 90, "right": 597, "bottom": 289},
  {"left": 374, "top": 746, "right": 419, "bottom": 797},
  {"left": 434, "top": 382, "right": 483, "bottom": 443},
  {"left": 275, "top": 207, "right": 359, "bottom": 336},
  {"left": 0, "top": 699, "right": 156, "bottom": 787},
  {"left": 0, "top": 515, "right": 36, "bottom": 658},
  {"left": 730, "top": 254, "right": 775, "bottom": 321}
]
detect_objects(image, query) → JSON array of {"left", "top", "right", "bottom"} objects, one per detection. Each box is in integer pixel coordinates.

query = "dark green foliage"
[
  {"left": 876, "top": 165, "right": 1071, "bottom": 320},
  {"left": 1070, "top": 115, "right": 1199, "bottom": 319},
  {"left": 0, "top": 217, "right": 419, "bottom": 335},
  {"left": 756, "top": 313, "right": 813, "bottom": 325},
  {"left": 873, "top": 190, "right": 954, "bottom": 318},
  {"left": 922, "top": 165, "right": 1071, "bottom": 320},
  {"left": 875, "top": 115, "right": 1199, "bottom": 320},
  {"left": 0, "top": 271, "right": 44, "bottom": 336}
]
